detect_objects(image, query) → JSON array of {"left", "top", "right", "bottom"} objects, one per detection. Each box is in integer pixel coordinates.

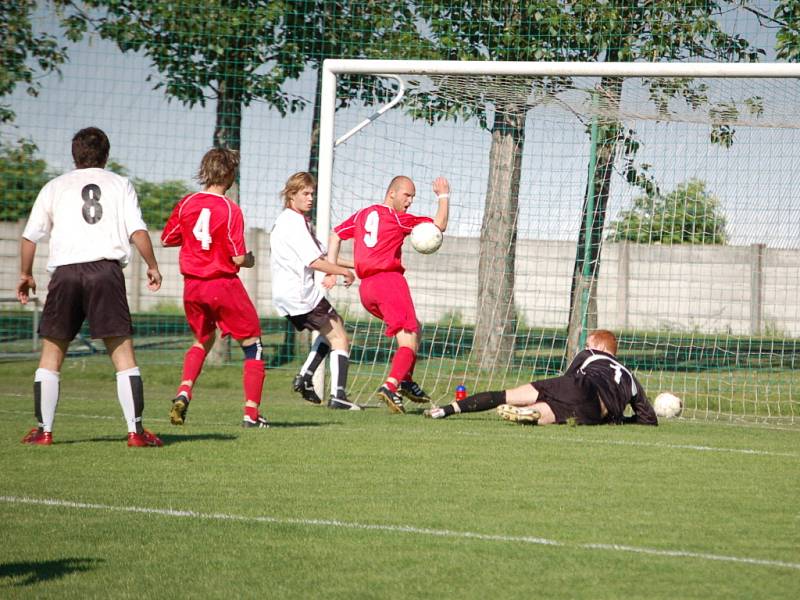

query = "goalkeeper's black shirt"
[{"left": 532, "top": 349, "right": 657, "bottom": 426}]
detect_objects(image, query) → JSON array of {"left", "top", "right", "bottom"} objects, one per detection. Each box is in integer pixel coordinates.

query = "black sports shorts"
[
  {"left": 531, "top": 374, "right": 604, "bottom": 425},
  {"left": 286, "top": 297, "right": 340, "bottom": 332},
  {"left": 39, "top": 260, "right": 133, "bottom": 340}
]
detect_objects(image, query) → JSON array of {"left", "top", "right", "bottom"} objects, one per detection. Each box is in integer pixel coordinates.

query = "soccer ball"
[
  {"left": 653, "top": 392, "right": 683, "bottom": 418},
  {"left": 410, "top": 222, "right": 443, "bottom": 254}
]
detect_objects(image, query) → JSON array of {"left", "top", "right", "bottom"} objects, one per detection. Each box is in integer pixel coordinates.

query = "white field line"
[
  {"left": 1, "top": 406, "right": 798, "bottom": 458},
  {"left": 456, "top": 430, "right": 800, "bottom": 458},
  {"left": 2, "top": 495, "right": 799, "bottom": 571}
]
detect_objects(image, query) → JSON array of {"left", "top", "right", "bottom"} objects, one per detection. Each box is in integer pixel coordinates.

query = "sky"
[{"left": 3, "top": 2, "right": 799, "bottom": 249}]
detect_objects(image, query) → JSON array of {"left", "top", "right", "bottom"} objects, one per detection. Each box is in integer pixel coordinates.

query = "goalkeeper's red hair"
[{"left": 587, "top": 329, "right": 618, "bottom": 355}]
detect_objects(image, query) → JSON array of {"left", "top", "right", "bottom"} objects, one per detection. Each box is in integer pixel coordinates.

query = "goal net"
[{"left": 318, "top": 61, "right": 800, "bottom": 424}]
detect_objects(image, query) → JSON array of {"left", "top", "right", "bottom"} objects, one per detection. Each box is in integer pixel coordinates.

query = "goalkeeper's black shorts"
[{"left": 531, "top": 375, "right": 604, "bottom": 425}]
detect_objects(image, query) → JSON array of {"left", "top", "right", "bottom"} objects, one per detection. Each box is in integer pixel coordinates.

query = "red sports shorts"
[
  {"left": 358, "top": 271, "right": 419, "bottom": 337},
  {"left": 183, "top": 275, "right": 261, "bottom": 343}
]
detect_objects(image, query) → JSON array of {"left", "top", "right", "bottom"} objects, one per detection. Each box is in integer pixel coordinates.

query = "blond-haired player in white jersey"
[{"left": 16, "top": 127, "right": 164, "bottom": 447}]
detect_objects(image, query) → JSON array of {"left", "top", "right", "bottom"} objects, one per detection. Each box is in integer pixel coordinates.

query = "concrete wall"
[{"left": 2, "top": 220, "right": 798, "bottom": 337}]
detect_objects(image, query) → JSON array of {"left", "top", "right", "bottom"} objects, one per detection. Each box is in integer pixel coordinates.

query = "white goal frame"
[
  {"left": 313, "top": 59, "right": 800, "bottom": 402},
  {"left": 316, "top": 59, "right": 800, "bottom": 238}
]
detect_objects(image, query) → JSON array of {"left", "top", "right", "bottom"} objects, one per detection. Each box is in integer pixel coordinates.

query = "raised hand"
[{"left": 432, "top": 176, "right": 450, "bottom": 198}]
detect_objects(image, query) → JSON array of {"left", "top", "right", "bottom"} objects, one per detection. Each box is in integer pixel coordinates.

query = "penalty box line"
[{"left": 2, "top": 495, "right": 799, "bottom": 572}]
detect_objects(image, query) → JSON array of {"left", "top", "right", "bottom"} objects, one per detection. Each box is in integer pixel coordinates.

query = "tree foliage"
[
  {"left": 58, "top": 0, "right": 309, "bottom": 156},
  {"left": 0, "top": 1, "right": 69, "bottom": 122},
  {"left": 60, "top": 0, "right": 305, "bottom": 114},
  {"left": 775, "top": 0, "right": 800, "bottom": 61},
  {"left": 0, "top": 139, "right": 53, "bottom": 221},
  {"left": 608, "top": 180, "right": 727, "bottom": 245}
]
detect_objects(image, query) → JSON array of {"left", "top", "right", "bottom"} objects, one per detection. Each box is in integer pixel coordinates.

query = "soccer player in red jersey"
[
  {"left": 327, "top": 176, "right": 450, "bottom": 413},
  {"left": 161, "top": 148, "right": 268, "bottom": 428},
  {"left": 17, "top": 127, "right": 164, "bottom": 447}
]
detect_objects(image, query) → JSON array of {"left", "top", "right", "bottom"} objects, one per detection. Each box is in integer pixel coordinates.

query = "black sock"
[
  {"left": 131, "top": 374, "right": 145, "bottom": 434},
  {"left": 330, "top": 350, "right": 349, "bottom": 399},
  {"left": 33, "top": 380, "right": 43, "bottom": 428},
  {"left": 457, "top": 391, "right": 507, "bottom": 413},
  {"left": 303, "top": 339, "right": 331, "bottom": 377}
]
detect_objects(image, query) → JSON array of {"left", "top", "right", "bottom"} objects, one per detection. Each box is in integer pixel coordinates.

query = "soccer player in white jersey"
[
  {"left": 426, "top": 329, "right": 658, "bottom": 426},
  {"left": 16, "top": 127, "right": 164, "bottom": 447},
  {"left": 270, "top": 171, "right": 359, "bottom": 410}
]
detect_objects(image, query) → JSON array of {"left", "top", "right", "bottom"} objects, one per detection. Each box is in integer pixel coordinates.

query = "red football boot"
[
  {"left": 127, "top": 429, "right": 164, "bottom": 447},
  {"left": 21, "top": 428, "right": 53, "bottom": 445}
]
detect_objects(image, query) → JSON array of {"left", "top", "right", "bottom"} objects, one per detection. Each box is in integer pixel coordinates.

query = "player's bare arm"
[
  {"left": 337, "top": 257, "right": 354, "bottom": 269},
  {"left": 323, "top": 232, "right": 349, "bottom": 289},
  {"left": 432, "top": 177, "right": 450, "bottom": 232},
  {"left": 17, "top": 237, "right": 37, "bottom": 304},
  {"left": 310, "top": 257, "right": 354, "bottom": 288},
  {"left": 130, "top": 230, "right": 163, "bottom": 291},
  {"left": 326, "top": 230, "right": 343, "bottom": 267}
]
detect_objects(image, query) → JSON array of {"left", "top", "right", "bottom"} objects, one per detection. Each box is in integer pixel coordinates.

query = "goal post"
[{"left": 316, "top": 59, "right": 800, "bottom": 424}]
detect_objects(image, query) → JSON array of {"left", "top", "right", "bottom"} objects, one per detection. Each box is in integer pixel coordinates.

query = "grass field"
[{"left": 2, "top": 357, "right": 799, "bottom": 599}]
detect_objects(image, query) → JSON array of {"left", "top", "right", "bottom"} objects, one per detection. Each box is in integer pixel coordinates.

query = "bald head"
[{"left": 384, "top": 176, "right": 416, "bottom": 213}]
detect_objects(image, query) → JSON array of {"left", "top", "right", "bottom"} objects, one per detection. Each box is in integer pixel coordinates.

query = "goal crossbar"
[
  {"left": 322, "top": 59, "right": 800, "bottom": 78},
  {"left": 316, "top": 60, "right": 800, "bottom": 237}
]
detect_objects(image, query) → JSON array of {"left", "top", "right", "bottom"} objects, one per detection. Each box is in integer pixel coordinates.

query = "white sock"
[
  {"left": 35, "top": 368, "right": 60, "bottom": 433},
  {"left": 116, "top": 367, "right": 143, "bottom": 434},
  {"left": 329, "top": 350, "right": 349, "bottom": 398}
]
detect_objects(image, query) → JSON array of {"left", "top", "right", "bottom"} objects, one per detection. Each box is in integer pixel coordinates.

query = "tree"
[
  {"left": 1, "top": 1, "right": 69, "bottom": 123},
  {"left": 0, "top": 138, "right": 52, "bottom": 221},
  {"left": 608, "top": 180, "right": 727, "bottom": 245},
  {"left": 59, "top": 0, "right": 307, "bottom": 199},
  {"left": 411, "top": 1, "right": 764, "bottom": 367},
  {"left": 409, "top": 1, "right": 574, "bottom": 370}
]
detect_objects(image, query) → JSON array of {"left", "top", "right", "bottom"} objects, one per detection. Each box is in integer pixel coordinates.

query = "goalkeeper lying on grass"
[{"left": 426, "top": 329, "right": 657, "bottom": 426}]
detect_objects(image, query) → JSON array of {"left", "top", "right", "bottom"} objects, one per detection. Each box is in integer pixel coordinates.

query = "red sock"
[
  {"left": 179, "top": 346, "right": 207, "bottom": 399},
  {"left": 243, "top": 359, "right": 265, "bottom": 414},
  {"left": 387, "top": 347, "right": 415, "bottom": 388}
]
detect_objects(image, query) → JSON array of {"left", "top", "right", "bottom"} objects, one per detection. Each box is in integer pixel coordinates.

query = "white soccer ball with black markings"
[
  {"left": 410, "top": 222, "right": 443, "bottom": 254},
  {"left": 653, "top": 392, "right": 683, "bottom": 418}
]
